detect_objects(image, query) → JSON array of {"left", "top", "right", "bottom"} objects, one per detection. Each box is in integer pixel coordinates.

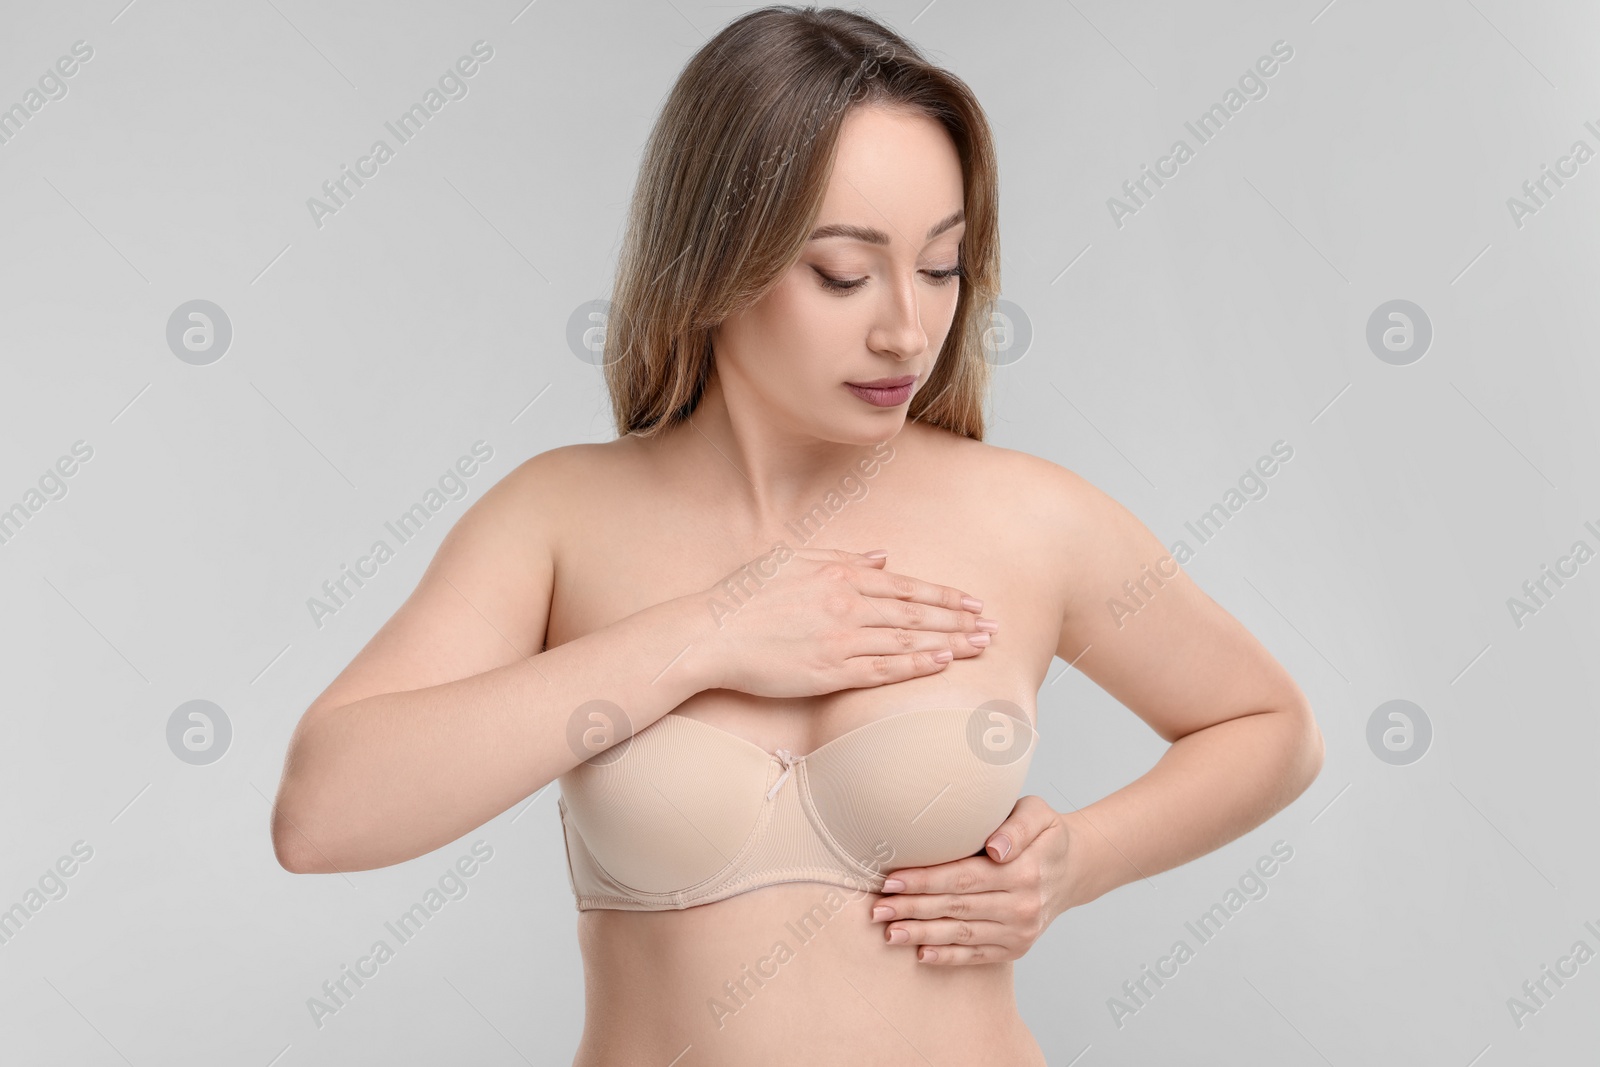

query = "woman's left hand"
[{"left": 870, "top": 795, "right": 1075, "bottom": 965}]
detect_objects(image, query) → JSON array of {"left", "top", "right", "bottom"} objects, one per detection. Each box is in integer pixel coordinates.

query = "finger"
[
  {"left": 984, "top": 795, "right": 1056, "bottom": 864},
  {"left": 842, "top": 624, "right": 992, "bottom": 658},
  {"left": 914, "top": 944, "right": 1015, "bottom": 965},
  {"left": 880, "top": 854, "right": 1004, "bottom": 897},
  {"left": 845, "top": 567, "right": 986, "bottom": 617},
  {"left": 853, "top": 596, "right": 998, "bottom": 638},
  {"left": 881, "top": 918, "right": 1012, "bottom": 948},
  {"left": 805, "top": 548, "right": 889, "bottom": 568},
  {"left": 801, "top": 558, "right": 987, "bottom": 630},
  {"left": 840, "top": 647, "right": 957, "bottom": 687},
  {"left": 871, "top": 890, "right": 1013, "bottom": 924}
]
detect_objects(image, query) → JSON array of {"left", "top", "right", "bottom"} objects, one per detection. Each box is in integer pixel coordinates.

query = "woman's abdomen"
[{"left": 569, "top": 883, "right": 1046, "bottom": 1067}]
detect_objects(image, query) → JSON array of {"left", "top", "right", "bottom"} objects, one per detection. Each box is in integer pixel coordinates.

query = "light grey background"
[{"left": 2, "top": 0, "right": 1596, "bottom": 1063}]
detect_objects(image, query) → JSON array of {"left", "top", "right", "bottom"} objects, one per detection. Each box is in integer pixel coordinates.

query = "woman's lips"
[{"left": 845, "top": 376, "right": 915, "bottom": 407}]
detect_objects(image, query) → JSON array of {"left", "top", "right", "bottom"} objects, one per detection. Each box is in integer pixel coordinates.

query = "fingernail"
[
  {"left": 919, "top": 948, "right": 938, "bottom": 962},
  {"left": 864, "top": 549, "right": 888, "bottom": 559},
  {"left": 968, "top": 632, "right": 991, "bottom": 647},
  {"left": 987, "top": 835, "right": 1011, "bottom": 861},
  {"left": 975, "top": 618, "right": 999, "bottom": 632},
  {"left": 961, "top": 596, "right": 983, "bottom": 611},
  {"left": 932, "top": 650, "right": 953, "bottom": 663},
  {"left": 871, "top": 905, "right": 893, "bottom": 921},
  {"left": 886, "top": 928, "right": 908, "bottom": 944},
  {"left": 881, "top": 877, "right": 905, "bottom": 892}
]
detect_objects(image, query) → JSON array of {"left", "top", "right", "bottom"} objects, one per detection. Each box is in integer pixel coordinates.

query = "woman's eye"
[
  {"left": 813, "top": 266, "right": 963, "bottom": 295},
  {"left": 815, "top": 270, "right": 866, "bottom": 293}
]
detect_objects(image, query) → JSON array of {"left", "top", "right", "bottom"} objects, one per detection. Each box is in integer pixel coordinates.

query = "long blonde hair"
[{"left": 602, "top": 4, "right": 1000, "bottom": 440}]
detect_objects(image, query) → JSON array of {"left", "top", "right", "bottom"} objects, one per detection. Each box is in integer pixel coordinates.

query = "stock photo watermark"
[
  {"left": 980, "top": 297, "right": 1033, "bottom": 367},
  {"left": 1504, "top": 919, "right": 1600, "bottom": 1030},
  {"left": 706, "top": 439, "right": 896, "bottom": 628},
  {"left": 165, "top": 300, "right": 233, "bottom": 367},
  {"left": 707, "top": 839, "right": 897, "bottom": 1030},
  {"left": 307, "top": 440, "right": 496, "bottom": 629},
  {"left": 1108, "top": 40, "right": 1295, "bottom": 229},
  {"left": 306, "top": 41, "right": 495, "bottom": 229},
  {"left": 0, "top": 39, "right": 94, "bottom": 148},
  {"left": 566, "top": 299, "right": 616, "bottom": 367},
  {"left": 166, "top": 300, "right": 233, "bottom": 365},
  {"left": 306, "top": 840, "right": 495, "bottom": 1029},
  {"left": 1365, "top": 299, "right": 1432, "bottom": 366},
  {"left": 965, "top": 701, "right": 1034, "bottom": 765},
  {"left": 0, "top": 841, "right": 95, "bottom": 949},
  {"left": 1107, "top": 839, "right": 1295, "bottom": 1028},
  {"left": 1165, "top": 439, "right": 1294, "bottom": 560},
  {"left": 1108, "top": 440, "right": 1295, "bottom": 628},
  {"left": 0, "top": 439, "right": 94, "bottom": 549},
  {"left": 1365, "top": 699, "right": 1432, "bottom": 765},
  {"left": 565, "top": 699, "right": 634, "bottom": 765},
  {"left": 1505, "top": 518, "right": 1600, "bottom": 630},
  {"left": 167, "top": 699, "right": 233, "bottom": 766},
  {"left": 1505, "top": 118, "right": 1600, "bottom": 231}
]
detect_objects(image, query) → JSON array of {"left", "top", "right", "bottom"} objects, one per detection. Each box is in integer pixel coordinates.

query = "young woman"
[{"left": 271, "top": 7, "right": 1323, "bottom": 1064}]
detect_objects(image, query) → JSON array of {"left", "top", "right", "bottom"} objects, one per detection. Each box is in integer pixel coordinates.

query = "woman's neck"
[{"left": 640, "top": 370, "right": 911, "bottom": 532}]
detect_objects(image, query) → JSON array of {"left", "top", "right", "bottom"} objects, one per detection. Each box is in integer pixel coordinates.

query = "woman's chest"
[{"left": 545, "top": 473, "right": 1062, "bottom": 753}]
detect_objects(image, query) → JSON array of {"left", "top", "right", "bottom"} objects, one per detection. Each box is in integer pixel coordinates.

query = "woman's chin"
[
  {"left": 834, "top": 424, "right": 904, "bottom": 448},
  {"left": 810, "top": 409, "right": 907, "bottom": 446}
]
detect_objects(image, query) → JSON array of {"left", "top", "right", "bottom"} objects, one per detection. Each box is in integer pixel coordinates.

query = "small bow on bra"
[{"left": 765, "top": 748, "right": 801, "bottom": 801}]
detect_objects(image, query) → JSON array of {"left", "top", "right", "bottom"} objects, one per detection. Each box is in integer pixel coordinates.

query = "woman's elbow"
[
  {"left": 271, "top": 716, "right": 346, "bottom": 874},
  {"left": 1288, "top": 700, "right": 1325, "bottom": 792},
  {"left": 272, "top": 798, "right": 316, "bottom": 874},
  {"left": 270, "top": 778, "right": 340, "bottom": 875}
]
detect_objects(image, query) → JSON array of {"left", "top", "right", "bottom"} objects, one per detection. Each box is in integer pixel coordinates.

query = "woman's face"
[{"left": 711, "top": 103, "right": 967, "bottom": 445}]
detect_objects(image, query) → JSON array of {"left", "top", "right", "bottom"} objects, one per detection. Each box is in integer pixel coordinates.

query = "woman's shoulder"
[
  {"left": 506, "top": 435, "right": 646, "bottom": 481},
  {"left": 919, "top": 424, "right": 1141, "bottom": 561},
  {"left": 482, "top": 439, "right": 640, "bottom": 524},
  {"left": 915, "top": 422, "right": 1096, "bottom": 505}
]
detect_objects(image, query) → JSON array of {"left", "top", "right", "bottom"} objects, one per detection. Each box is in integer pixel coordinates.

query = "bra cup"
[
  {"left": 803, "top": 708, "right": 1037, "bottom": 873},
  {"left": 558, "top": 717, "right": 771, "bottom": 894}
]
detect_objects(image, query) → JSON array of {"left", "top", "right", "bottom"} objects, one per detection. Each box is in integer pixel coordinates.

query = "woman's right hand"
[{"left": 693, "top": 547, "right": 998, "bottom": 698}]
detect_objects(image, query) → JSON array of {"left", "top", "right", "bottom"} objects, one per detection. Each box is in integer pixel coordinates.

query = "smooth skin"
[{"left": 273, "top": 104, "right": 1323, "bottom": 1065}]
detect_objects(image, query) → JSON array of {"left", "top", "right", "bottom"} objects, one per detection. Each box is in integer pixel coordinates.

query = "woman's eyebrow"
[{"left": 808, "top": 209, "right": 965, "bottom": 246}]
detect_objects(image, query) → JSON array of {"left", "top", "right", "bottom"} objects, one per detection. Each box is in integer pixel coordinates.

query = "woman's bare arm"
[
  {"left": 270, "top": 448, "right": 717, "bottom": 875},
  {"left": 1044, "top": 463, "right": 1325, "bottom": 910}
]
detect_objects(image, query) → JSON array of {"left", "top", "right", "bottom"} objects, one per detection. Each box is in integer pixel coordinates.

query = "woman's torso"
[{"left": 542, "top": 421, "right": 1065, "bottom": 1066}]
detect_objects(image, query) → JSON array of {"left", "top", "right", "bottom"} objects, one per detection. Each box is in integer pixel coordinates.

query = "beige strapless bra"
[{"left": 556, "top": 705, "right": 1038, "bottom": 911}]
